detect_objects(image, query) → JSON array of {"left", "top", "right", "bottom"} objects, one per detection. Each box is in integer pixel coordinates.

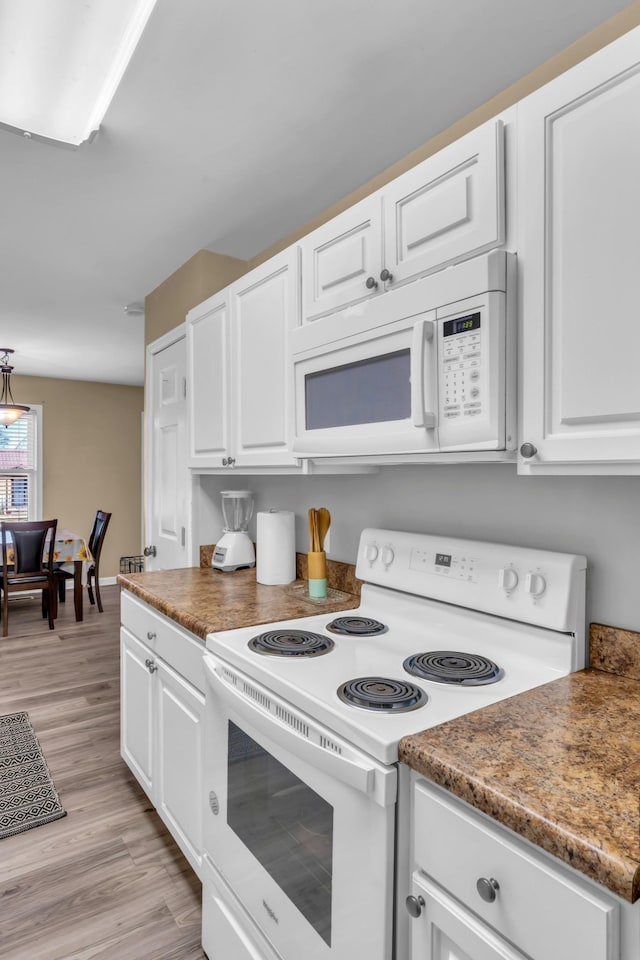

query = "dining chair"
[
  {"left": 0, "top": 518, "right": 58, "bottom": 637},
  {"left": 56, "top": 510, "right": 112, "bottom": 613}
]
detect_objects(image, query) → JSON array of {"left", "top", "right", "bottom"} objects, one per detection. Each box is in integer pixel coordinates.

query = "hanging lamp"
[{"left": 0, "top": 349, "right": 30, "bottom": 427}]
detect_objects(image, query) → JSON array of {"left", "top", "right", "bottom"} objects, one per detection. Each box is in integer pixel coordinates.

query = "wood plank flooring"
[{"left": 0, "top": 585, "right": 206, "bottom": 960}]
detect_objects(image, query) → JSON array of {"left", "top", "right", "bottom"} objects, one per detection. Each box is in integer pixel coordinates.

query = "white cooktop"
[{"left": 205, "top": 530, "right": 587, "bottom": 765}]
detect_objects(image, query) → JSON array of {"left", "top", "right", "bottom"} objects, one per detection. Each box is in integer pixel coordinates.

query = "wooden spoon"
[
  {"left": 317, "top": 507, "right": 331, "bottom": 551},
  {"left": 308, "top": 508, "right": 319, "bottom": 552}
]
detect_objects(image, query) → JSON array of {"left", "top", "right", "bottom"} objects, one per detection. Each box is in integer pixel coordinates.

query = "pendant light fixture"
[{"left": 0, "top": 349, "right": 30, "bottom": 427}]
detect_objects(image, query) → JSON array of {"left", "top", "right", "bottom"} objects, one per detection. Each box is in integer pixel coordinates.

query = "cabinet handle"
[
  {"left": 380, "top": 268, "right": 393, "bottom": 283},
  {"left": 365, "top": 276, "right": 378, "bottom": 290},
  {"left": 146, "top": 630, "right": 156, "bottom": 641},
  {"left": 222, "top": 456, "right": 236, "bottom": 467},
  {"left": 476, "top": 877, "right": 500, "bottom": 903},
  {"left": 144, "top": 658, "right": 158, "bottom": 674},
  {"left": 519, "top": 442, "right": 537, "bottom": 459},
  {"left": 405, "top": 894, "right": 425, "bottom": 918},
  {"left": 143, "top": 544, "right": 157, "bottom": 557}
]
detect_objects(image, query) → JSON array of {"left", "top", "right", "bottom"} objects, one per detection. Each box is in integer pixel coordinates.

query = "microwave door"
[{"left": 292, "top": 310, "right": 439, "bottom": 457}]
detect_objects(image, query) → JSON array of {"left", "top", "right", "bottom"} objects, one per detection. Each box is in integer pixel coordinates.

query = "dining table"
[{"left": 2, "top": 528, "right": 93, "bottom": 622}]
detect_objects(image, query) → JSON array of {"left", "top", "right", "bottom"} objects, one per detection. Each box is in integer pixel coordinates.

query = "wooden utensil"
[{"left": 317, "top": 507, "right": 331, "bottom": 551}]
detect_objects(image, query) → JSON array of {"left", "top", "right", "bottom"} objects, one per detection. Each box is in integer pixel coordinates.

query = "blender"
[{"left": 212, "top": 490, "right": 256, "bottom": 572}]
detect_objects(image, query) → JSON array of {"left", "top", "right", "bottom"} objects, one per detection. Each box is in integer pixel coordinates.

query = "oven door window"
[
  {"left": 305, "top": 348, "right": 411, "bottom": 430},
  {"left": 226, "top": 720, "right": 334, "bottom": 946}
]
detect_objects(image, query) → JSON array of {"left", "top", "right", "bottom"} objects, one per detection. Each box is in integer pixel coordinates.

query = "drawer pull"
[
  {"left": 476, "top": 876, "right": 500, "bottom": 903},
  {"left": 405, "top": 894, "right": 425, "bottom": 918},
  {"left": 145, "top": 658, "right": 158, "bottom": 674},
  {"left": 146, "top": 630, "right": 156, "bottom": 641}
]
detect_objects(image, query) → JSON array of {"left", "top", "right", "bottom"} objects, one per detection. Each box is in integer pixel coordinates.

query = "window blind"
[{"left": 0, "top": 410, "right": 37, "bottom": 521}]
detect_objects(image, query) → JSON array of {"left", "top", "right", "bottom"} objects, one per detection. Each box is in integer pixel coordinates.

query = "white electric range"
[{"left": 201, "top": 528, "right": 586, "bottom": 960}]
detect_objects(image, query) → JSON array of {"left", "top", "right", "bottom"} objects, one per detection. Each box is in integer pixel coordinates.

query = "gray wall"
[{"left": 198, "top": 466, "right": 638, "bottom": 631}]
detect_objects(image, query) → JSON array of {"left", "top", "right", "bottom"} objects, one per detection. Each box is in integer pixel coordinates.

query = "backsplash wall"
[{"left": 195, "top": 465, "right": 640, "bottom": 631}]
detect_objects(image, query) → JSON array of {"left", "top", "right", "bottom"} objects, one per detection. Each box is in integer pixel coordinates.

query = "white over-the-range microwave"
[{"left": 291, "top": 250, "right": 516, "bottom": 460}]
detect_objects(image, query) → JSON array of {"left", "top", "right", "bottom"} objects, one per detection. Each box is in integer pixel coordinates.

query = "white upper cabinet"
[
  {"left": 518, "top": 26, "right": 640, "bottom": 474},
  {"left": 384, "top": 118, "right": 505, "bottom": 286},
  {"left": 301, "top": 117, "right": 505, "bottom": 322},
  {"left": 187, "top": 245, "right": 300, "bottom": 471},
  {"left": 300, "top": 194, "right": 383, "bottom": 320},
  {"left": 231, "top": 247, "right": 299, "bottom": 467},
  {"left": 187, "top": 290, "right": 230, "bottom": 467}
]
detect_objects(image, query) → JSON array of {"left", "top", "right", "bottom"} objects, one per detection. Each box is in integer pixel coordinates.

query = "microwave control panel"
[{"left": 441, "top": 311, "right": 483, "bottom": 422}]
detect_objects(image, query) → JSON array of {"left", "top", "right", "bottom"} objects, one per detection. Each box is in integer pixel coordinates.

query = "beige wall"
[
  {"left": 144, "top": 248, "right": 247, "bottom": 348},
  {"left": 12, "top": 374, "right": 144, "bottom": 579}
]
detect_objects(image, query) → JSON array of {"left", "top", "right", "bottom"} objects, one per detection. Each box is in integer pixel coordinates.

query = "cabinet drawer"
[
  {"left": 120, "top": 591, "right": 204, "bottom": 692},
  {"left": 413, "top": 780, "right": 619, "bottom": 960}
]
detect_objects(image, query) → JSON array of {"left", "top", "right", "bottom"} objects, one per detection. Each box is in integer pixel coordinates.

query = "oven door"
[
  {"left": 292, "top": 309, "right": 438, "bottom": 457},
  {"left": 203, "top": 653, "right": 397, "bottom": 960}
]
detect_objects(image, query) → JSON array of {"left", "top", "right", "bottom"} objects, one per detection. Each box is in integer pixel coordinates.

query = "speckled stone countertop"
[
  {"left": 117, "top": 564, "right": 360, "bottom": 642},
  {"left": 399, "top": 623, "right": 640, "bottom": 902}
]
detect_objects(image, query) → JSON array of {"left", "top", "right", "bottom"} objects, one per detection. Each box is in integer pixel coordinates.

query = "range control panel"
[{"left": 356, "top": 528, "right": 586, "bottom": 634}]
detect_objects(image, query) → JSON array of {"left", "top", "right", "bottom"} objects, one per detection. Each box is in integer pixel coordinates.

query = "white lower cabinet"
[
  {"left": 120, "top": 591, "right": 205, "bottom": 879},
  {"left": 408, "top": 777, "right": 623, "bottom": 960}
]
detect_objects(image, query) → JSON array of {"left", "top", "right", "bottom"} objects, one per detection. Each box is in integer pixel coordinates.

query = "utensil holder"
[{"left": 307, "top": 551, "right": 327, "bottom": 599}]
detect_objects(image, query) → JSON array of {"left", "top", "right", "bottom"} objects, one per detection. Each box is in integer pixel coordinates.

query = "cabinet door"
[
  {"left": 187, "top": 290, "right": 230, "bottom": 467},
  {"left": 231, "top": 246, "right": 299, "bottom": 466},
  {"left": 120, "top": 628, "right": 155, "bottom": 797},
  {"left": 409, "top": 873, "right": 526, "bottom": 960},
  {"left": 384, "top": 119, "right": 505, "bottom": 287},
  {"left": 518, "top": 27, "right": 640, "bottom": 472},
  {"left": 156, "top": 658, "right": 205, "bottom": 879},
  {"left": 145, "top": 330, "right": 189, "bottom": 570},
  {"left": 300, "top": 193, "right": 383, "bottom": 320}
]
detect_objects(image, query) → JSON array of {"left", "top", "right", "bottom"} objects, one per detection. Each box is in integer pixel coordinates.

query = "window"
[{"left": 0, "top": 406, "right": 42, "bottom": 521}]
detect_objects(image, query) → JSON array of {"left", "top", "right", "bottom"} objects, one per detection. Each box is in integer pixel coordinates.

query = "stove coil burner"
[
  {"left": 337, "top": 677, "right": 427, "bottom": 712},
  {"left": 403, "top": 651, "right": 504, "bottom": 685},
  {"left": 248, "top": 629, "right": 335, "bottom": 657},
  {"left": 326, "top": 616, "right": 388, "bottom": 636}
]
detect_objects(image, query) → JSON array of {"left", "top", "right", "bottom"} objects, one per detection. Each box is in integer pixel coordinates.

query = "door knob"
[
  {"left": 365, "top": 276, "right": 378, "bottom": 290},
  {"left": 143, "top": 544, "right": 157, "bottom": 557},
  {"left": 144, "top": 658, "right": 158, "bottom": 674},
  {"left": 380, "top": 268, "right": 393, "bottom": 283}
]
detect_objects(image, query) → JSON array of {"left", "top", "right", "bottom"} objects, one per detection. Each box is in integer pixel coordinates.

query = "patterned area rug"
[{"left": 0, "top": 712, "right": 66, "bottom": 839}]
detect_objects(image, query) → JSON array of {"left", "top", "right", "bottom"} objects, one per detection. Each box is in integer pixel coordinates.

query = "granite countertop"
[
  {"left": 399, "top": 623, "right": 640, "bottom": 903},
  {"left": 117, "top": 563, "right": 360, "bottom": 642}
]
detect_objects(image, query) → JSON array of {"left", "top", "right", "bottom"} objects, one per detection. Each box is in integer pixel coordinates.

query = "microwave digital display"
[{"left": 443, "top": 312, "right": 481, "bottom": 337}]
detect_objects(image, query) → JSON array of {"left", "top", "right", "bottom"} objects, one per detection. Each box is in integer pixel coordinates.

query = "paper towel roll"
[{"left": 256, "top": 510, "right": 296, "bottom": 585}]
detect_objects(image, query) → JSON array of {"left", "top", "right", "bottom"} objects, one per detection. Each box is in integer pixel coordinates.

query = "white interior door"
[{"left": 145, "top": 330, "right": 189, "bottom": 570}]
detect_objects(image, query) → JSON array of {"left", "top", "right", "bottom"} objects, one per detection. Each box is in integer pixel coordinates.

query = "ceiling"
[{"left": 0, "top": 0, "right": 633, "bottom": 387}]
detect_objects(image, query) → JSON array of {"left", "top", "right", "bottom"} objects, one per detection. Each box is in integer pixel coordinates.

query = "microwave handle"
[{"left": 411, "top": 317, "right": 436, "bottom": 429}]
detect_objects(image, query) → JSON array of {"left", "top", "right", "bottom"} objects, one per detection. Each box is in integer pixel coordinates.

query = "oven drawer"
[
  {"left": 202, "top": 856, "right": 281, "bottom": 960},
  {"left": 412, "top": 779, "right": 619, "bottom": 960}
]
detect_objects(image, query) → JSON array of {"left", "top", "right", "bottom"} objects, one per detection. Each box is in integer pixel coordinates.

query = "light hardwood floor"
[{"left": 0, "top": 584, "right": 206, "bottom": 960}]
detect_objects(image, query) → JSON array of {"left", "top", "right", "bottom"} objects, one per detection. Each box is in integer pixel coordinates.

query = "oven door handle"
[
  {"left": 204, "top": 655, "right": 396, "bottom": 808},
  {"left": 411, "top": 316, "right": 436, "bottom": 429}
]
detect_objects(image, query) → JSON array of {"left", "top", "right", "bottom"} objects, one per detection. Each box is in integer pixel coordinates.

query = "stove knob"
[
  {"left": 525, "top": 571, "right": 547, "bottom": 598},
  {"left": 498, "top": 567, "right": 519, "bottom": 593},
  {"left": 365, "top": 543, "right": 379, "bottom": 564},
  {"left": 380, "top": 546, "right": 395, "bottom": 568}
]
